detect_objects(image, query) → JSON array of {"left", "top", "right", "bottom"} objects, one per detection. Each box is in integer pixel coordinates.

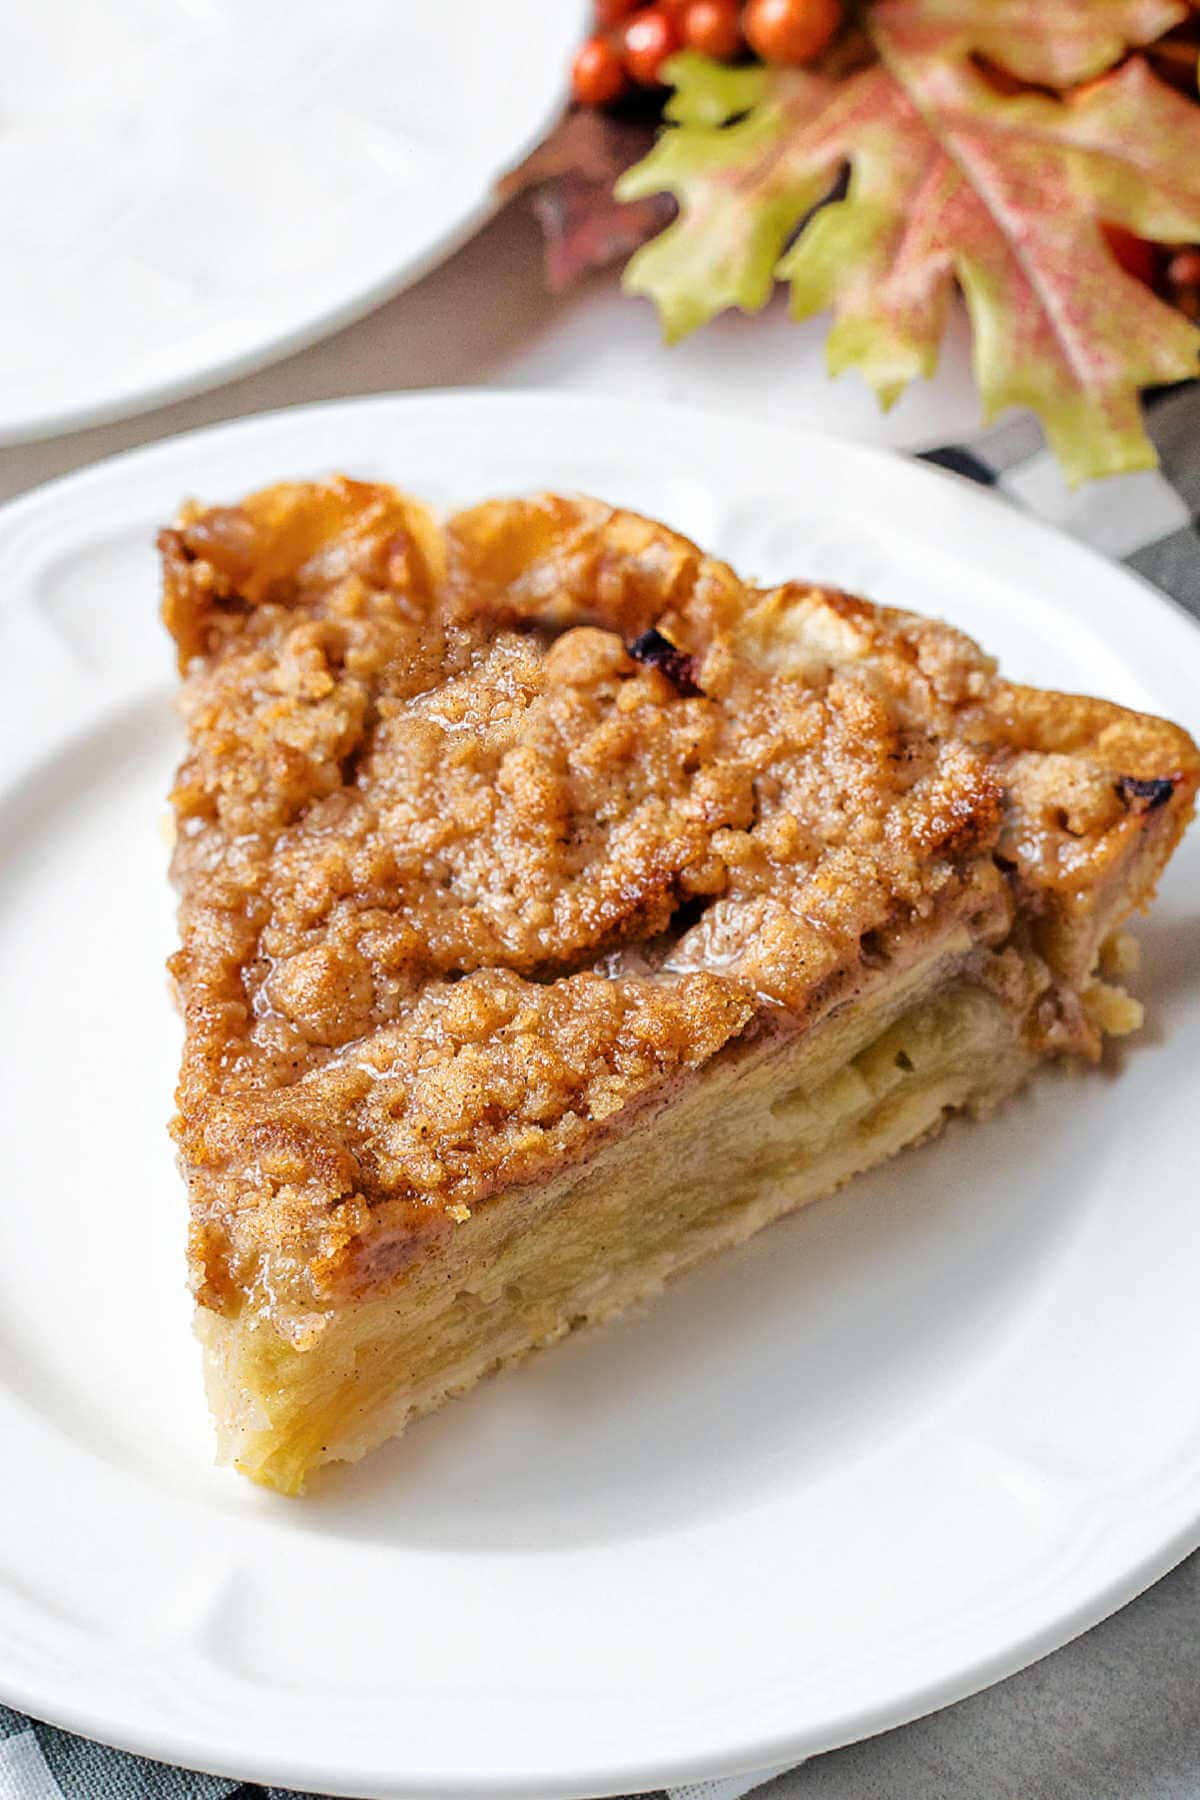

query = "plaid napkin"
[{"left": 2, "top": 386, "right": 1197, "bottom": 1800}]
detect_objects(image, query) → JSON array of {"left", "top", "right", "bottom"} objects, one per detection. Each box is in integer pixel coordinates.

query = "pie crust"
[{"left": 161, "top": 482, "right": 1199, "bottom": 1492}]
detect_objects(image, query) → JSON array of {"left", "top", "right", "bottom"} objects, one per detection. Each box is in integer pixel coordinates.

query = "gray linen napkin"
[{"left": 2, "top": 386, "right": 1197, "bottom": 1800}]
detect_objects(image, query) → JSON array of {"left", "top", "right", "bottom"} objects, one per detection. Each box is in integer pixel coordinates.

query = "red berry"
[
  {"left": 572, "top": 33, "right": 627, "bottom": 106},
  {"left": 1167, "top": 248, "right": 1200, "bottom": 287},
  {"left": 681, "top": 0, "right": 742, "bottom": 58},
  {"left": 744, "top": 0, "right": 842, "bottom": 66},
  {"left": 621, "top": 6, "right": 680, "bottom": 85},
  {"left": 595, "top": 0, "right": 640, "bottom": 27}
]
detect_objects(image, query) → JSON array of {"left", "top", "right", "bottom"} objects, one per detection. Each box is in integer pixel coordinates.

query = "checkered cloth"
[{"left": 3, "top": 388, "right": 1198, "bottom": 1800}]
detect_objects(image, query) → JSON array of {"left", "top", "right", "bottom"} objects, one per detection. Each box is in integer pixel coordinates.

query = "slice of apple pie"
[{"left": 161, "top": 481, "right": 1198, "bottom": 1493}]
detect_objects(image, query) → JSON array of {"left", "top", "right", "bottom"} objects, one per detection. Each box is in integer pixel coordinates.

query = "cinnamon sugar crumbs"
[{"left": 162, "top": 481, "right": 1197, "bottom": 1318}]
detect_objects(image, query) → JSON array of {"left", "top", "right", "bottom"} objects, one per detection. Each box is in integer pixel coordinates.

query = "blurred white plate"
[
  {"left": 1, "top": 4, "right": 581, "bottom": 445},
  {"left": 0, "top": 393, "right": 1198, "bottom": 1800}
]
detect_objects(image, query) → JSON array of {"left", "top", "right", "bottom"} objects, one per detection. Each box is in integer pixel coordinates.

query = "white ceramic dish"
[
  {"left": 1, "top": 5, "right": 581, "bottom": 446},
  {"left": 0, "top": 393, "right": 1197, "bottom": 1800}
]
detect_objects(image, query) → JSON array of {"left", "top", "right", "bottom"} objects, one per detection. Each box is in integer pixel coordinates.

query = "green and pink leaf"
[{"left": 619, "top": 8, "right": 1200, "bottom": 484}]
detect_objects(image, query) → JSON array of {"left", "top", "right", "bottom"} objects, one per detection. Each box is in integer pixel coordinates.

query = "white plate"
[
  {"left": 1, "top": 393, "right": 1198, "bottom": 1800},
  {"left": 1, "top": 5, "right": 581, "bottom": 447}
]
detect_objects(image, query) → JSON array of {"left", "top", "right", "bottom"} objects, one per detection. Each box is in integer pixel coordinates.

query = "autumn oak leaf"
[
  {"left": 618, "top": 1, "right": 1200, "bottom": 484},
  {"left": 888, "top": 0, "right": 1187, "bottom": 88},
  {"left": 499, "top": 109, "right": 674, "bottom": 291}
]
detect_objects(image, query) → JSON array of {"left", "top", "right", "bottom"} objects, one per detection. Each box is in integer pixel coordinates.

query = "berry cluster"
[{"left": 572, "top": 0, "right": 843, "bottom": 107}]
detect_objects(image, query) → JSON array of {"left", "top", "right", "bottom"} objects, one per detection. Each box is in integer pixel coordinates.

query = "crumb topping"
[{"left": 163, "top": 482, "right": 1198, "bottom": 1318}]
